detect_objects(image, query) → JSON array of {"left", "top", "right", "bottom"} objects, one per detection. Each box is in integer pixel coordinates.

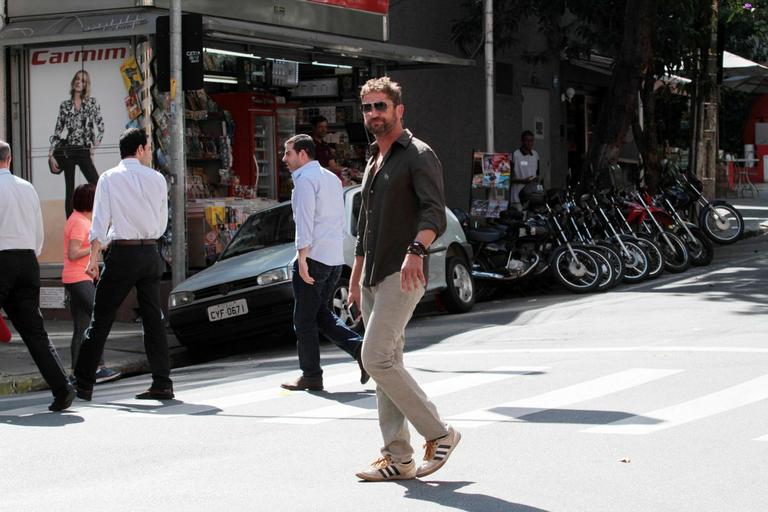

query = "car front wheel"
[
  {"left": 332, "top": 277, "right": 364, "bottom": 333},
  {"left": 440, "top": 257, "right": 475, "bottom": 313}
]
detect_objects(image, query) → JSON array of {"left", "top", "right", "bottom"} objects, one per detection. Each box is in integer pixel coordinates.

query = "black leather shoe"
[
  {"left": 280, "top": 376, "right": 324, "bottom": 391},
  {"left": 75, "top": 386, "right": 93, "bottom": 402},
  {"left": 135, "top": 388, "right": 175, "bottom": 400},
  {"left": 355, "top": 347, "right": 370, "bottom": 385},
  {"left": 49, "top": 387, "right": 76, "bottom": 412}
]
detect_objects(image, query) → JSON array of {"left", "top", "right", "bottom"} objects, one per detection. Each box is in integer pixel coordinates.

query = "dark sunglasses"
[{"left": 361, "top": 101, "right": 390, "bottom": 114}]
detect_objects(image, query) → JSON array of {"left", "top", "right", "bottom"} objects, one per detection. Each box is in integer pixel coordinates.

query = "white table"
[{"left": 730, "top": 158, "right": 760, "bottom": 198}]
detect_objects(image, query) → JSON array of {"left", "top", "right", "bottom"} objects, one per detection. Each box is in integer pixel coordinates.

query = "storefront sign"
[
  {"left": 306, "top": 0, "right": 388, "bottom": 14},
  {"left": 29, "top": 41, "right": 133, "bottom": 265}
]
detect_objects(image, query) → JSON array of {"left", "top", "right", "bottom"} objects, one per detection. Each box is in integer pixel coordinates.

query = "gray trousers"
[
  {"left": 66, "top": 280, "right": 104, "bottom": 368},
  {"left": 361, "top": 272, "right": 448, "bottom": 463}
]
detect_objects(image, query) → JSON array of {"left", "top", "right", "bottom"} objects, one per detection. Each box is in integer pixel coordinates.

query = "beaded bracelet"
[{"left": 406, "top": 241, "right": 427, "bottom": 258}]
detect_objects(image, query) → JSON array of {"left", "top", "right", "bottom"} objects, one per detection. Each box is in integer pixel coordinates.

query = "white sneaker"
[
  {"left": 416, "top": 426, "right": 461, "bottom": 478},
  {"left": 355, "top": 456, "right": 416, "bottom": 482}
]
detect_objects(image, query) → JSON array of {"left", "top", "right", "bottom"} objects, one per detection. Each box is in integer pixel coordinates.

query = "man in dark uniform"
[{"left": 74, "top": 128, "right": 173, "bottom": 401}]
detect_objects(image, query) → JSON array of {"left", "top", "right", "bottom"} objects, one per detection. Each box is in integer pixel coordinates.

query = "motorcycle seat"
[{"left": 468, "top": 227, "right": 505, "bottom": 243}]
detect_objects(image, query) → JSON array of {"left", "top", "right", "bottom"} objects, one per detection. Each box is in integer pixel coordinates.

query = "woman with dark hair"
[
  {"left": 62, "top": 183, "right": 121, "bottom": 383},
  {"left": 49, "top": 69, "right": 105, "bottom": 218}
]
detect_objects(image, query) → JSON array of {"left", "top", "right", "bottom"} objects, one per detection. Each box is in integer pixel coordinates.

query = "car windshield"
[{"left": 219, "top": 204, "right": 295, "bottom": 260}]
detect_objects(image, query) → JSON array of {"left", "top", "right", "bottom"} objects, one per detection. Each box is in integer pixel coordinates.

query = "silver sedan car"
[{"left": 168, "top": 185, "right": 475, "bottom": 348}]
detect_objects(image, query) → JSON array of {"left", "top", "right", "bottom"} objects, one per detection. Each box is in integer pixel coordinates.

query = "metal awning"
[
  {"left": 0, "top": 10, "right": 159, "bottom": 46},
  {"left": 203, "top": 17, "right": 476, "bottom": 67}
]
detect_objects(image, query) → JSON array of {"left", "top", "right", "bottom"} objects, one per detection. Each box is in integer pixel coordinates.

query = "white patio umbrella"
[{"left": 721, "top": 50, "right": 768, "bottom": 94}]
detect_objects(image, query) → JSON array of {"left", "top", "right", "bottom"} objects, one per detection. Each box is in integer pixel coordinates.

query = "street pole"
[
  {"left": 484, "top": 0, "right": 494, "bottom": 153},
  {"left": 695, "top": 0, "right": 719, "bottom": 199},
  {"left": 170, "top": 0, "right": 186, "bottom": 287}
]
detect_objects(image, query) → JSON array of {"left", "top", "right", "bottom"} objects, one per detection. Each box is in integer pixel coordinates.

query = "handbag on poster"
[{"left": 49, "top": 139, "right": 67, "bottom": 175}]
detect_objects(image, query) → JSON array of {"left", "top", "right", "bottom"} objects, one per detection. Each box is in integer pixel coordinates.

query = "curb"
[{"left": 0, "top": 349, "right": 192, "bottom": 397}]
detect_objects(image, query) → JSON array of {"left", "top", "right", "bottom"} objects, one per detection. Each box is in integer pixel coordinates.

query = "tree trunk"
[
  {"left": 586, "top": 0, "right": 656, "bottom": 186},
  {"left": 634, "top": 74, "right": 660, "bottom": 192}
]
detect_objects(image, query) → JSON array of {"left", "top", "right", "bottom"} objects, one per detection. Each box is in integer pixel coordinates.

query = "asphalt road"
[{"left": 1, "top": 236, "right": 767, "bottom": 512}]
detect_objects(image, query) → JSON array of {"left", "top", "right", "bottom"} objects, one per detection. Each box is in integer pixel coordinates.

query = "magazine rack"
[{"left": 469, "top": 150, "right": 513, "bottom": 222}]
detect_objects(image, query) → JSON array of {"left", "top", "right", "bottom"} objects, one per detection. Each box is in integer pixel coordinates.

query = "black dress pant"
[
  {"left": 74, "top": 245, "right": 171, "bottom": 390},
  {"left": 60, "top": 146, "right": 99, "bottom": 218},
  {"left": 0, "top": 250, "right": 70, "bottom": 396}
]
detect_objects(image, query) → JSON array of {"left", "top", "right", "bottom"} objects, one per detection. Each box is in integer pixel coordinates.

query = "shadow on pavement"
[
  {"left": 396, "top": 480, "right": 550, "bottom": 512},
  {"left": 0, "top": 412, "right": 84, "bottom": 427},
  {"left": 491, "top": 407, "right": 660, "bottom": 425}
]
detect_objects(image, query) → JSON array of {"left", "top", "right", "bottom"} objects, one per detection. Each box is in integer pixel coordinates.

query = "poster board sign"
[
  {"left": 470, "top": 152, "right": 512, "bottom": 219},
  {"left": 29, "top": 41, "right": 134, "bottom": 264}
]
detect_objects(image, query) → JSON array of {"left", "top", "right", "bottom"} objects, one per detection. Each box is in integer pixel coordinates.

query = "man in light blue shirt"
[{"left": 280, "top": 134, "right": 367, "bottom": 391}]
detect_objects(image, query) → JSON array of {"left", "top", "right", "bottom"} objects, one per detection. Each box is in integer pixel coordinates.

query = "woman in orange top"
[{"left": 63, "top": 184, "right": 121, "bottom": 383}]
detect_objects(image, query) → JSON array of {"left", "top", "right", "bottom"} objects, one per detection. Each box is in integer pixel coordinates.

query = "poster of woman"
[
  {"left": 48, "top": 69, "right": 105, "bottom": 218},
  {"left": 29, "top": 42, "right": 132, "bottom": 264}
]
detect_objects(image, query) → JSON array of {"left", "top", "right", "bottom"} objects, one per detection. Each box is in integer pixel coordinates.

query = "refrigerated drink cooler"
[{"left": 211, "top": 93, "right": 297, "bottom": 200}]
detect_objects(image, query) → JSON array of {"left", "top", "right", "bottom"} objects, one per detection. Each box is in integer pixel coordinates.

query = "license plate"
[{"left": 207, "top": 298, "right": 249, "bottom": 322}]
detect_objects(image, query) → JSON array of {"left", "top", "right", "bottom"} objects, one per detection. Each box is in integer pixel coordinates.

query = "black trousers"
[
  {"left": 74, "top": 245, "right": 171, "bottom": 390},
  {"left": 60, "top": 146, "right": 99, "bottom": 218},
  {"left": 0, "top": 250, "right": 70, "bottom": 396}
]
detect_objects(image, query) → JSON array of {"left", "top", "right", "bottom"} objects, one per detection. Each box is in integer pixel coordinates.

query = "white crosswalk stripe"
[
  {"left": 447, "top": 368, "right": 682, "bottom": 429},
  {"left": 115, "top": 368, "right": 367, "bottom": 417},
  {"left": 7, "top": 363, "right": 767, "bottom": 442},
  {"left": 584, "top": 373, "right": 768, "bottom": 435},
  {"left": 262, "top": 366, "right": 548, "bottom": 425}
]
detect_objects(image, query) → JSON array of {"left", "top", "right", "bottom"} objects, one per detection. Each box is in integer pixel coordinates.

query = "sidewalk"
[
  {"left": 719, "top": 182, "right": 768, "bottom": 236},
  {"left": 0, "top": 320, "right": 190, "bottom": 395}
]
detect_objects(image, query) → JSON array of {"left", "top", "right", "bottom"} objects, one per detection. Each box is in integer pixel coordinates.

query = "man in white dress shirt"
[
  {"left": 0, "top": 140, "right": 75, "bottom": 411},
  {"left": 279, "top": 134, "right": 366, "bottom": 391},
  {"left": 73, "top": 128, "right": 172, "bottom": 401}
]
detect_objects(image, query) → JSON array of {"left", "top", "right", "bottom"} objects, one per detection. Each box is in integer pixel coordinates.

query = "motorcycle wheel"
[
  {"left": 626, "top": 234, "right": 664, "bottom": 280},
  {"left": 593, "top": 244, "right": 624, "bottom": 288},
  {"left": 698, "top": 203, "right": 744, "bottom": 245},
  {"left": 676, "top": 226, "right": 714, "bottom": 266},
  {"left": 654, "top": 231, "right": 691, "bottom": 273},
  {"left": 602, "top": 239, "right": 649, "bottom": 283},
  {"left": 550, "top": 245, "right": 601, "bottom": 293},
  {"left": 588, "top": 247, "right": 615, "bottom": 292}
]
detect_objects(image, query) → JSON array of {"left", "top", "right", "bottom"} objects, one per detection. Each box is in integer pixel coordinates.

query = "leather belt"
[{"left": 112, "top": 239, "right": 157, "bottom": 246}]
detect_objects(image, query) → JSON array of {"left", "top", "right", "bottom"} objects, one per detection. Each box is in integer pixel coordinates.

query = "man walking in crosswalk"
[{"left": 348, "top": 77, "right": 460, "bottom": 481}]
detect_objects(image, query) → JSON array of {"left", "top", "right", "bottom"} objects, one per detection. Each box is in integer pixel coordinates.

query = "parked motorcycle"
[
  {"left": 663, "top": 163, "right": 744, "bottom": 245},
  {"left": 623, "top": 191, "right": 691, "bottom": 273}
]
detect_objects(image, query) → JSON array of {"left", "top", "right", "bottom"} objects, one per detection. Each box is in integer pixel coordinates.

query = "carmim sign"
[{"left": 31, "top": 47, "right": 127, "bottom": 65}]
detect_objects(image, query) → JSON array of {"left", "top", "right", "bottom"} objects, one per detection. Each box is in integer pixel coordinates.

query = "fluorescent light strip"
[
  {"left": 312, "top": 60, "right": 353, "bottom": 69},
  {"left": 203, "top": 47, "right": 262, "bottom": 60},
  {"left": 203, "top": 74, "right": 238, "bottom": 84}
]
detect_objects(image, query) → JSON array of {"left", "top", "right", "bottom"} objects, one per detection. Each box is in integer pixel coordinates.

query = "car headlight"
[
  {"left": 257, "top": 266, "right": 292, "bottom": 286},
  {"left": 169, "top": 291, "right": 195, "bottom": 309}
]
